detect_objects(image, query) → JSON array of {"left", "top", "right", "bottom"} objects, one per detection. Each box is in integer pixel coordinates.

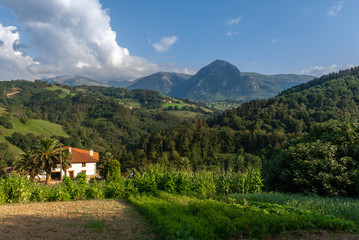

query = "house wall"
[
  {"left": 50, "top": 162, "right": 97, "bottom": 177},
  {"left": 67, "top": 162, "right": 97, "bottom": 177}
]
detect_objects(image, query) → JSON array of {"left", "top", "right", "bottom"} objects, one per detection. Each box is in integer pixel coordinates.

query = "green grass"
[
  {"left": 128, "top": 191, "right": 357, "bottom": 240},
  {"left": 207, "top": 101, "right": 242, "bottom": 110},
  {"left": 231, "top": 192, "right": 359, "bottom": 224},
  {"left": 59, "top": 93, "right": 77, "bottom": 98},
  {"left": 0, "top": 118, "right": 69, "bottom": 156},
  {"left": 10, "top": 119, "right": 68, "bottom": 137},
  {"left": 166, "top": 110, "right": 202, "bottom": 119},
  {"left": 117, "top": 99, "right": 141, "bottom": 108},
  {"left": 45, "top": 86, "right": 69, "bottom": 92},
  {"left": 162, "top": 103, "right": 185, "bottom": 109}
]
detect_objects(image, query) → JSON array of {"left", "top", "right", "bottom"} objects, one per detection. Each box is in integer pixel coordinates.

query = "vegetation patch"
[
  {"left": 231, "top": 192, "right": 359, "bottom": 224},
  {"left": 45, "top": 85, "right": 69, "bottom": 92},
  {"left": 128, "top": 191, "right": 357, "bottom": 240}
]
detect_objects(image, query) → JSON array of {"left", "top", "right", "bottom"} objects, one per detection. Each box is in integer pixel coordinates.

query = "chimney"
[
  {"left": 90, "top": 149, "right": 93, "bottom": 156},
  {"left": 69, "top": 147, "right": 72, "bottom": 153}
]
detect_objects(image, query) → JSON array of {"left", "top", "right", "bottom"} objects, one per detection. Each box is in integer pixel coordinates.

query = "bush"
[
  {"left": 2, "top": 174, "right": 33, "bottom": 203},
  {"left": 104, "top": 176, "right": 125, "bottom": 198},
  {"left": 86, "top": 180, "right": 104, "bottom": 199}
]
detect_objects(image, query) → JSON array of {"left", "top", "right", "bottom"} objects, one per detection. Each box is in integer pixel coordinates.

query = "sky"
[{"left": 0, "top": 0, "right": 358, "bottom": 82}]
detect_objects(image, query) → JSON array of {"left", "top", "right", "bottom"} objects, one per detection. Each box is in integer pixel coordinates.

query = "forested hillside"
[
  {"left": 0, "top": 80, "right": 213, "bottom": 167},
  {"left": 130, "top": 67, "right": 359, "bottom": 174},
  {"left": 2, "top": 66, "right": 359, "bottom": 178}
]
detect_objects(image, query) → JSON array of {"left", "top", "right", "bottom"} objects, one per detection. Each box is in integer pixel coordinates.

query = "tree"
[
  {"left": 107, "top": 159, "right": 121, "bottom": 178},
  {"left": 34, "top": 138, "right": 60, "bottom": 185},
  {"left": 61, "top": 149, "right": 72, "bottom": 177},
  {"left": 265, "top": 120, "right": 359, "bottom": 197},
  {"left": 97, "top": 152, "right": 115, "bottom": 179},
  {"left": 14, "top": 151, "right": 42, "bottom": 182}
]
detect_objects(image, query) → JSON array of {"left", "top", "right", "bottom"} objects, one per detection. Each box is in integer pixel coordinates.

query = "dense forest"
[{"left": 1, "top": 66, "right": 359, "bottom": 196}]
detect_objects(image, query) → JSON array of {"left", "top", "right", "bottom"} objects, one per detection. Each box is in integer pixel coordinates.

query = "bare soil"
[{"left": 0, "top": 199, "right": 156, "bottom": 240}]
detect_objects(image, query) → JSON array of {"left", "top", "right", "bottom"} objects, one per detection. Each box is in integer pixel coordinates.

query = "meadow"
[{"left": 0, "top": 167, "right": 358, "bottom": 239}]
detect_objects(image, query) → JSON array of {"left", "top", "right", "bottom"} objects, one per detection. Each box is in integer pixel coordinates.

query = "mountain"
[
  {"left": 43, "top": 75, "right": 108, "bottom": 87},
  {"left": 124, "top": 60, "right": 314, "bottom": 102},
  {"left": 241, "top": 72, "right": 314, "bottom": 91},
  {"left": 107, "top": 80, "right": 133, "bottom": 88},
  {"left": 127, "top": 72, "right": 191, "bottom": 95}
]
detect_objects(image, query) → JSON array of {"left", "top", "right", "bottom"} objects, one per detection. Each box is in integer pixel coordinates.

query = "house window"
[
  {"left": 81, "top": 170, "right": 87, "bottom": 173},
  {"left": 82, "top": 163, "right": 86, "bottom": 167}
]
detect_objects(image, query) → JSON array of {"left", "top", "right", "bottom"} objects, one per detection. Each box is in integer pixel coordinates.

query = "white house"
[{"left": 50, "top": 147, "right": 99, "bottom": 180}]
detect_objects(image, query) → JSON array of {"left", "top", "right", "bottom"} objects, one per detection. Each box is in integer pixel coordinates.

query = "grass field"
[
  {"left": 232, "top": 192, "right": 359, "bottom": 224},
  {"left": 207, "top": 101, "right": 242, "bottom": 110},
  {"left": 117, "top": 99, "right": 141, "bottom": 108},
  {"left": 162, "top": 102, "right": 185, "bottom": 109},
  {"left": 0, "top": 199, "right": 155, "bottom": 240},
  {"left": 166, "top": 110, "right": 203, "bottom": 119},
  {"left": 59, "top": 93, "right": 77, "bottom": 98},
  {"left": 128, "top": 191, "right": 358, "bottom": 240},
  {"left": 0, "top": 118, "right": 69, "bottom": 156},
  {"left": 45, "top": 86, "right": 69, "bottom": 92},
  {"left": 9, "top": 119, "right": 68, "bottom": 137}
]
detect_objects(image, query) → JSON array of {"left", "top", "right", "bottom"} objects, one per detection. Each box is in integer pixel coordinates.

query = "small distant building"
[{"left": 49, "top": 147, "right": 99, "bottom": 180}]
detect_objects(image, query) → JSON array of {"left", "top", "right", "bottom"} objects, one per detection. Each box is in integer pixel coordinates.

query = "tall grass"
[
  {"left": 128, "top": 191, "right": 356, "bottom": 240},
  {"left": 133, "top": 165, "right": 263, "bottom": 197},
  {"left": 231, "top": 192, "right": 359, "bottom": 224},
  {"left": 0, "top": 166, "right": 262, "bottom": 203}
]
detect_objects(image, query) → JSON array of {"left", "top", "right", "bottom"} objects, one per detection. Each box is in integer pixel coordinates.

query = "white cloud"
[
  {"left": 301, "top": 63, "right": 354, "bottom": 76},
  {"left": 0, "top": 23, "right": 37, "bottom": 80},
  {"left": 0, "top": 0, "right": 159, "bottom": 81},
  {"left": 226, "top": 31, "right": 237, "bottom": 37},
  {"left": 227, "top": 16, "right": 242, "bottom": 25},
  {"left": 327, "top": 1, "right": 344, "bottom": 16},
  {"left": 153, "top": 35, "right": 178, "bottom": 53}
]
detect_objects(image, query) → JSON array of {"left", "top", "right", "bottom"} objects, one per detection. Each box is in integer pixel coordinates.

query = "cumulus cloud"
[
  {"left": 301, "top": 64, "right": 354, "bottom": 76},
  {"left": 153, "top": 36, "right": 178, "bottom": 53},
  {"left": 227, "top": 16, "right": 242, "bottom": 25},
  {"left": 0, "top": 0, "right": 159, "bottom": 81},
  {"left": 0, "top": 23, "right": 37, "bottom": 80},
  {"left": 327, "top": 1, "right": 344, "bottom": 16}
]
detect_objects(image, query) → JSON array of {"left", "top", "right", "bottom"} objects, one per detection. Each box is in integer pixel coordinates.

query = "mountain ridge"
[{"left": 43, "top": 60, "right": 314, "bottom": 102}]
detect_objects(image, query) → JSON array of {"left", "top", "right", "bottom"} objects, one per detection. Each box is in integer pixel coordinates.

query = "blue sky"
[{"left": 0, "top": 0, "right": 358, "bottom": 81}]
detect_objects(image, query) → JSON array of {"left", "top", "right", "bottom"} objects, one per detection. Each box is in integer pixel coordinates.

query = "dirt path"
[{"left": 0, "top": 199, "right": 156, "bottom": 240}]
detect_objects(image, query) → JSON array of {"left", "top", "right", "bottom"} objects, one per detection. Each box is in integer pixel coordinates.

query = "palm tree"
[
  {"left": 34, "top": 138, "right": 60, "bottom": 185},
  {"left": 14, "top": 150, "right": 42, "bottom": 182},
  {"left": 61, "top": 149, "right": 72, "bottom": 177}
]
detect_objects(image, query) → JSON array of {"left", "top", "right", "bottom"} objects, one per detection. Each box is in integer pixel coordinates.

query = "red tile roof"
[{"left": 63, "top": 147, "right": 99, "bottom": 163}]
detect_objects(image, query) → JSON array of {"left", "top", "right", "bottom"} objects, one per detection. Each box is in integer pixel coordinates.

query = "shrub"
[
  {"left": 2, "top": 174, "right": 33, "bottom": 203},
  {"left": 104, "top": 176, "right": 125, "bottom": 198},
  {"left": 86, "top": 180, "right": 104, "bottom": 199},
  {"left": 107, "top": 159, "right": 121, "bottom": 178}
]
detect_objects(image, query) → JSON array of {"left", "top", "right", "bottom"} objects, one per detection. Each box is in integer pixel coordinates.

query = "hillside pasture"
[{"left": 0, "top": 118, "right": 69, "bottom": 156}]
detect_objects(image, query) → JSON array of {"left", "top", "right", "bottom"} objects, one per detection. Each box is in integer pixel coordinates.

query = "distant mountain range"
[
  {"left": 43, "top": 60, "right": 314, "bottom": 102},
  {"left": 44, "top": 75, "right": 108, "bottom": 87}
]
